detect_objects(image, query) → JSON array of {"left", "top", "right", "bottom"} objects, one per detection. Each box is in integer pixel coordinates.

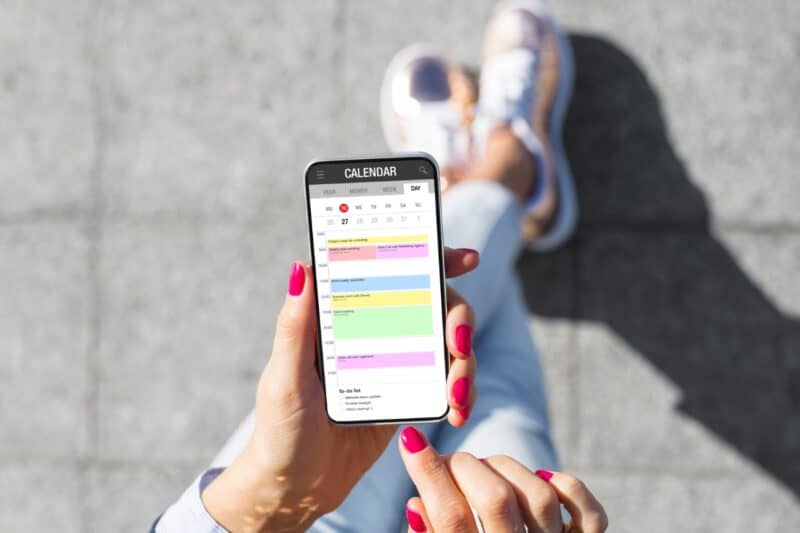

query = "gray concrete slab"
[
  {"left": 518, "top": 244, "right": 577, "bottom": 319},
  {"left": 552, "top": 0, "right": 800, "bottom": 226},
  {"left": 578, "top": 231, "right": 791, "bottom": 329},
  {"left": 0, "top": 224, "right": 89, "bottom": 457},
  {"left": 528, "top": 318, "right": 578, "bottom": 466},
  {"left": 582, "top": 470, "right": 800, "bottom": 533},
  {"left": 573, "top": 322, "right": 777, "bottom": 471},
  {"left": 96, "top": 0, "right": 342, "bottom": 219},
  {"left": 0, "top": 1, "right": 94, "bottom": 215},
  {"left": 84, "top": 463, "right": 198, "bottom": 533},
  {"left": 98, "top": 371, "right": 253, "bottom": 462},
  {"left": 98, "top": 222, "right": 301, "bottom": 378},
  {"left": 0, "top": 462, "right": 83, "bottom": 532},
  {"left": 719, "top": 231, "right": 800, "bottom": 319}
]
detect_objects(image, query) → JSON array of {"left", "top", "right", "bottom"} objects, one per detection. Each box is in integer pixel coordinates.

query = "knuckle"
[
  {"left": 260, "top": 378, "right": 301, "bottom": 410},
  {"left": 489, "top": 454, "right": 515, "bottom": 469},
  {"left": 276, "top": 305, "right": 301, "bottom": 335},
  {"left": 417, "top": 452, "right": 448, "bottom": 479},
  {"left": 449, "top": 451, "right": 474, "bottom": 470},
  {"left": 437, "top": 500, "right": 474, "bottom": 532},
  {"left": 274, "top": 307, "right": 312, "bottom": 351},
  {"left": 584, "top": 507, "right": 609, "bottom": 532},
  {"left": 529, "top": 484, "right": 559, "bottom": 518},
  {"left": 477, "top": 482, "right": 516, "bottom": 518},
  {"left": 562, "top": 475, "right": 587, "bottom": 496},
  {"left": 460, "top": 302, "right": 476, "bottom": 327}
]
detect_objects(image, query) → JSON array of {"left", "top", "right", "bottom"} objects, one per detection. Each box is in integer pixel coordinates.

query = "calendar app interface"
[{"left": 306, "top": 158, "right": 448, "bottom": 423}]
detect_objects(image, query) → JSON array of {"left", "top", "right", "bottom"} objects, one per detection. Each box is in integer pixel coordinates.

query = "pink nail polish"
[
  {"left": 458, "top": 405, "right": 471, "bottom": 420},
  {"left": 400, "top": 426, "right": 427, "bottom": 454},
  {"left": 535, "top": 469, "right": 554, "bottom": 482},
  {"left": 406, "top": 505, "right": 426, "bottom": 532},
  {"left": 455, "top": 325, "right": 472, "bottom": 355},
  {"left": 287, "top": 262, "right": 305, "bottom": 296},
  {"left": 452, "top": 377, "right": 470, "bottom": 406}
]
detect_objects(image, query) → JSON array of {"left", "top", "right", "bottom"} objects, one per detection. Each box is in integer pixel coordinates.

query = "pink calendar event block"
[
  {"left": 337, "top": 351, "right": 436, "bottom": 369},
  {"left": 329, "top": 243, "right": 429, "bottom": 262},
  {"left": 328, "top": 246, "right": 377, "bottom": 261},
  {"left": 376, "top": 243, "right": 429, "bottom": 259}
]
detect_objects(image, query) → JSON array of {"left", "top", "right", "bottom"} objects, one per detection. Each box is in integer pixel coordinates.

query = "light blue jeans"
[{"left": 211, "top": 181, "right": 559, "bottom": 532}]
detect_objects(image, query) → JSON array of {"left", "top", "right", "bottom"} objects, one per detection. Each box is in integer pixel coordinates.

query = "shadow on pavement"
[{"left": 519, "top": 34, "right": 800, "bottom": 494}]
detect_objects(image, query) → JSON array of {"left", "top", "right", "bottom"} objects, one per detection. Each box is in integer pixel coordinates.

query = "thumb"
[{"left": 269, "top": 261, "right": 318, "bottom": 384}]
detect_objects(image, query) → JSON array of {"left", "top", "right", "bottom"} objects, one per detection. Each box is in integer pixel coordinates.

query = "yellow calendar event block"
[
  {"left": 327, "top": 234, "right": 427, "bottom": 246},
  {"left": 332, "top": 290, "right": 431, "bottom": 309}
]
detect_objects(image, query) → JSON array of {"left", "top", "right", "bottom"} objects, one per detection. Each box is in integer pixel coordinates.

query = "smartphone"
[{"left": 304, "top": 153, "right": 449, "bottom": 425}]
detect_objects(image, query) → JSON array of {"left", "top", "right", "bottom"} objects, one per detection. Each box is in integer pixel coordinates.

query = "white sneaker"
[
  {"left": 477, "top": 0, "right": 577, "bottom": 251},
  {"left": 380, "top": 45, "right": 475, "bottom": 171}
]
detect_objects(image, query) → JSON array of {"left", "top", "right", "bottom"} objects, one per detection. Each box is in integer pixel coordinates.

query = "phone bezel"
[{"left": 303, "top": 152, "right": 450, "bottom": 426}]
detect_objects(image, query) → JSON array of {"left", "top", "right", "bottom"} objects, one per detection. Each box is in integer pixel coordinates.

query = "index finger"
[
  {"left": 399, "top": 427, "right": 478, "bottom": 532},
  {"left": 444, "top": 247, "right": 480, "bottom": 278}
]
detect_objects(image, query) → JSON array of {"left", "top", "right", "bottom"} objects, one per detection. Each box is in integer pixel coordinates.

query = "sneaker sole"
[{"left": 498, "top": 0, "right": 578, "bottom": 252}]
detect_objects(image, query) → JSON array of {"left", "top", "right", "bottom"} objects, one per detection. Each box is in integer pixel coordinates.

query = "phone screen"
[{"left": 305, "top": 155, "right": 448, "bottom": 424}]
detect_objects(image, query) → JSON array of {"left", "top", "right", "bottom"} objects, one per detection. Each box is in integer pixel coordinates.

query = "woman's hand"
[
  {"left": 202, "top": 248, "right": 479, "bottom": 532},
  {"left": 399, "top": 427, "right": 608, "bottom": 533}
]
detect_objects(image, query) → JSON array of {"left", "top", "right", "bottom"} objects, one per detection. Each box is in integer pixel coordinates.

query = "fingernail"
[
  {"left": 400, "top": 426, "right": 427, "bottom": 454},
  {"left": 406, "top": 505, "right": 426, "bottom": 532},
  {"left": 287, "top": 262, "right": 305, "bottom": 296},
  {"left": 458, "top": 405, "right": 471, "bottom": 420},
  {"left": 535, "top": 469, "right": 554, "bottom": 482},
  {"left": 457, "top": 247, "right": 479, "bottom": 255},
  {"left": 452, "top": 377, "right": 470, "bottom": 406},
  {"left": 455, "top": 325, "right": 472, "bottom": 355}
]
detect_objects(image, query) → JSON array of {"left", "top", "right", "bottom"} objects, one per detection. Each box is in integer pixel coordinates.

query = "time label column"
[{"left": 314, "top": 230, "right": 337, "bottom": 383}]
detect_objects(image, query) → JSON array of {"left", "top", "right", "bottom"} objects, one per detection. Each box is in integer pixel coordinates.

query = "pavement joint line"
[
  {"left": 0, "top": 456, "right": 208, "bottom": 470},
  {"left": 80, "top": 2, "right": 105, "bottom": 529},
  {"left": 332, "top": 0, "right": 348, "bottom": 153},
  {"left": 74, "top": 4, "right": 105, "bottom": 530},
  {"left": 3, "top": 212, "right": 800, "bottom": 235},
  {"left": 0, "top": 209, "right": 90, "bottom": 224},
  {"left": 562, "top": 465, "right": 800, "bottom": 479},
  {"left": 7, "top": 456, "right": 797, "bottom": 480},
  {"left": 578, "top": 219, "right": 800, "bottom": 235}
]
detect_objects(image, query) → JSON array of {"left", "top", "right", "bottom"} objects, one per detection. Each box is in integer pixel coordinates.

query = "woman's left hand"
[
  {"left": 399, "top": 427, "right": 608, "bottom": 533},
  {"left": 202, "top": 248, "right": 479, "bottom": 532}
]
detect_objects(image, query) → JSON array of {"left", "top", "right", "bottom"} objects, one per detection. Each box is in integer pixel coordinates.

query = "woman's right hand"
[{"left": 398, "top": 426, "right": 608, "bottom": 532}]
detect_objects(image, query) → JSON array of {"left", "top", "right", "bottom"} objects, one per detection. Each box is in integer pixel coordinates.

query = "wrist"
[{"left": 201, "top": 442, "right": 322, "bottom": 532}]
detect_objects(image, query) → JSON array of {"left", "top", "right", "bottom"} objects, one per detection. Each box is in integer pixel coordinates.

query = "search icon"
[{"left": 419, "top": 165, "right": 429, "bottom": 176}]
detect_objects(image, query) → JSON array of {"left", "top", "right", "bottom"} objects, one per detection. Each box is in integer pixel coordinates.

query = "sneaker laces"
[
  {"left": 403, "top": 101, "right": 469, "bottom": 169},
  {"left": 477, "top": 48, "right": 538, "bottom": 124},
  {"left": 473, "top": 47, "right": 552, "bottom": 211}
]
